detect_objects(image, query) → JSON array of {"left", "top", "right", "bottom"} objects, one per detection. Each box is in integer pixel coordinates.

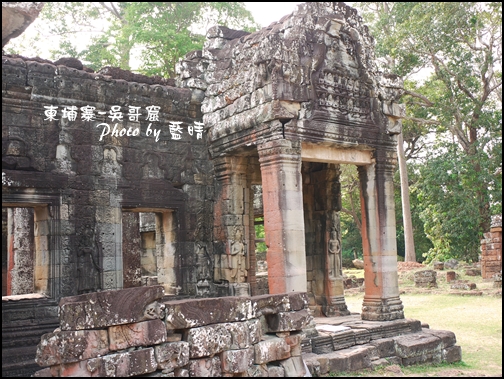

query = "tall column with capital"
[
  {"left": 258, "top": 140, "right": 307, "bottom": 293},
  {"left": 358, "top": 154, "right": 404, "bottom": 321}
]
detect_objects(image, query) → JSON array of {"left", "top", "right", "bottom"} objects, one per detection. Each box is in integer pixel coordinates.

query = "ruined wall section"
[
  {"left": 33, "top": 286, "right": 311, "bottom": 377},
  {"left": 177, "top": 2, "right": 405, "bottom": 157},
  {"left": 2, "top": 55, "right": 215, "bottom": 299}
]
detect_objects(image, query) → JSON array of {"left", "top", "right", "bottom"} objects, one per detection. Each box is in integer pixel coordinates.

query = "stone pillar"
[
  {"left": 358, "top": 157, "right": 404, "bottom": 321},
  {"left": 6, "top": 207, "right": 34, "bottom": 295},
  {"left": 34, "top": 206, "right": 50, "bottom": 294},
  {"left": 258, "top": 140, "right": 307, "bottom": 293},
  {"left": 213, "top": 156, "right": 253, "bottom": 296},
  {"left": 156, "top": 212, "right": 177, "bottom": 295},
  {"left": 323, "top": 165, "right": 349, "bottom": 316},
  {"left": 122, "top": 212, "right": 142, "bottom": 288}
]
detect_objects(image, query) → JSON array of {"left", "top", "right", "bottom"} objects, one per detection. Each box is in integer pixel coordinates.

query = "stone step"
[{"left": 302, "top": 325, "right": 462, "bottom": 376}]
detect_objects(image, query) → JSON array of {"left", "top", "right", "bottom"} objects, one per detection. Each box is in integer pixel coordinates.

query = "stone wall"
[
  {"left": 480, "top": 215, "right": 502, "bottom": 279},
  {"left": 33, "top": 286, "right": 312, "bottom": 377},
  {"left": 2, "top": 54, "right": 215, "bottom": 377}
]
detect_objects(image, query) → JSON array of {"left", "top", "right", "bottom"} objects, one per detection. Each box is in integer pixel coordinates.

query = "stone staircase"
[{"left": 302, "top": 314, "right": 462, "bottom": 376}]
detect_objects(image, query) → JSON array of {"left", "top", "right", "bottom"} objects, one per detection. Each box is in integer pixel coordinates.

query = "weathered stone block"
[
  {"left": 59, "top": 286, "right": 165, "bottom": 330},
  {"left": 394, "top": 333, "right": 443, "bottom": 358},
  {"left": 326, "top": 345, "right": 377, "bottom": 373},
  {"left": 109, "top": 319, "right": 167, "bottom": 350},
  {"left": 370, "top": 338, "right": 396, "bottom": 358},
  {"left": 247, "top": 319, "right": 262, "bottom": 344},
  {"left": 251, "top": 294, "right": 291, "bottom": 315},
  {"left": 164, "top": 297, "right": 254, "bottom": 329},
  {"left": 443, "top": 345, "right": 462, "bottom": 363},
  {"left": 279, "top": 356, "right": 307, "bottom": 377},
  {"left": 283, "top": 331, "right": 304, "bottom": 356},
  {"left": 35, "top": 329, "right": 109, "bottom": 366},
  {"left": 220, "top": 347, "right": 254, "bottom": 373},
  {"left": 60, "top": 348, "right": 157, "bottom": 377},
  {"left": 413, "top": 270, "right": 437, "bottom": 288},
  {"left": 267, "top": 365, "right": 285, "bottom": 377},
  {"left": 227, "top": 321, "right": 253, "bottom": 349},
  {"left": 254, "top": 335, "right": 291, "bottom": 364},
  {"left": 422, "top": 329, "right": 457, "bottom": 348},
  {"left": 188, "top": 356, "right": 221, "bottom": 377},
  {"left": 154, "top": 341, "right": 190, "bottom": 371},
  {"left": 174, "top": 368, "right": 189, "bottom": 377},
  {"left": 265, "top": 309, "right": 312, "bottom": 332},
  {"left": 186, "top": 323, "right": 232, "bottom": 358},
  {"left": 247, "top": 364, "right": 269, "bottom": 377}
]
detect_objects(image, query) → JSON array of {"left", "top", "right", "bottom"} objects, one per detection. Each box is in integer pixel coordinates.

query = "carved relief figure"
[
  {"left": 229, "top": 226, "right": 247, "bottom": 283},
  {"left": 328, "top": 212, "right": 342, "bottom": 279},
  {"left": 77, "top": 226, "right": 102, "bottom": 293}
]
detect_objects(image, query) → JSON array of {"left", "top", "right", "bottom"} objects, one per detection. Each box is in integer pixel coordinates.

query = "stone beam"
[
  {"left": 301, "top": 143, "right": 373, "bottom": 166},
  {"left": 258, "top": 140, "right": 307, "bottom": 293}
]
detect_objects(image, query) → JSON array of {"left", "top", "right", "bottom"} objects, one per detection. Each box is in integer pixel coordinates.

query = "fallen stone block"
[
  {"left": 465, "top": 268, "right": 481, "bottom": 276},
  {"left": 443, "top": 345, "right": 462, "bottom": 363},
  {"left": 109, "top": 319, "right": 167, "bottom": 350},
  {"left": 59, "top": 286, "right": 165, "bottom": 331},
  {"left": 188, "top": 356, "right": 221, "bottom": 377},
  {"left": 155, "top": 341, "right": 190, "bottom": 371},
  {"left": 220, "top": 347, "right": 254, "bottom": 373},
  {"left": 450, "top": 281, "right": 477, "bottom": 290},
  {"left": 254, "top": 335, "right": 291, "bottom": 364},
  {"left": 35, "top": 329, "right": 109, "bottom": 366},
  {"left": 265, "top": 309, "right": 312, "bottom": 332},
  {"left": 164, "top": 297, "right": 254, "bottom": 329}
]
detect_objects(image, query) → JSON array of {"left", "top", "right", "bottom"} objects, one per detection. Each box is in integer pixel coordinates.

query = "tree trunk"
[{"left": 397, "top": 132, "right": 416, "bottom": 262}]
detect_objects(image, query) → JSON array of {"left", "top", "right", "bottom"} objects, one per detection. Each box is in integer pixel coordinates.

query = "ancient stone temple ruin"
[{"left": 2, "top": 2, "right": 461, "bottom": 377}]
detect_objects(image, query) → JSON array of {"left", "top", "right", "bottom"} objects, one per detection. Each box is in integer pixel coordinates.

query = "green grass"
[{"left": 341, "top": 292, "right": 502, "bottom": 377}]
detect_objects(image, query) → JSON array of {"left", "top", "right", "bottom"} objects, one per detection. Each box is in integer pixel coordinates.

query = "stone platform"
[{"left": 302, "top": 314, "right": 462, "bottom": 376}]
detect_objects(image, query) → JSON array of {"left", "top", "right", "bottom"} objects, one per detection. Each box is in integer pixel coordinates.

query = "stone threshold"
[{"left": 302, "top": 313, "right": 461, "bottom": 375}]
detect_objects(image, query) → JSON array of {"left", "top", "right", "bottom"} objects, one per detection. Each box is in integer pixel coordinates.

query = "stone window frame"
[{"left": 2, "top": 192, "right": 62, "bottom": 301}]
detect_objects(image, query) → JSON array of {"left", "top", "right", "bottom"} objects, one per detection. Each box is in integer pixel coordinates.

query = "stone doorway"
[{"left": 121, "top": 209, "right": 177, "bottom": 295}]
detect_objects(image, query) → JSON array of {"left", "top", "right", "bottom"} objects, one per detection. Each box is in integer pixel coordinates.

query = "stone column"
[
  {"left": 213, "top": 156, "right": 252, "bottom": 296},
  {"left": 6, "top": 207, "right": 34, "bottom": 295},
  {"left": 122, "top": 212, "right": 142, "bottom": 288},
  {"left": 258, "top": 140, "right": 307, "bottom": 293},
  {"left": 358, "top": 156, "right": 404, "bottom": 321},
  {"left": 323, "top": 164, "right": 349, "bottom": 316}
]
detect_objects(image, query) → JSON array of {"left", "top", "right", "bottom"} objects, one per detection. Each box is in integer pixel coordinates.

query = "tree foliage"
[
  {"left": 356, "top": 2, "right": 502, "bottom": 262},
  {"left": 8, "top": 2, "right": 258, "bottom": 78}
]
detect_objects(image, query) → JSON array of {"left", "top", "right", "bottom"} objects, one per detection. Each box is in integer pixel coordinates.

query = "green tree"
[
  {"left": 356, "top": 2, "right": 502, "bottom": 262},
  {"left": 8, "top": 2, "right": 258, "bottom": 77}
]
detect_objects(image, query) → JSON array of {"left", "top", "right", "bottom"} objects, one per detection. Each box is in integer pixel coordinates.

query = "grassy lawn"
[{"left": 341, "top": 274, "right": 502, "bottom": 377}]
